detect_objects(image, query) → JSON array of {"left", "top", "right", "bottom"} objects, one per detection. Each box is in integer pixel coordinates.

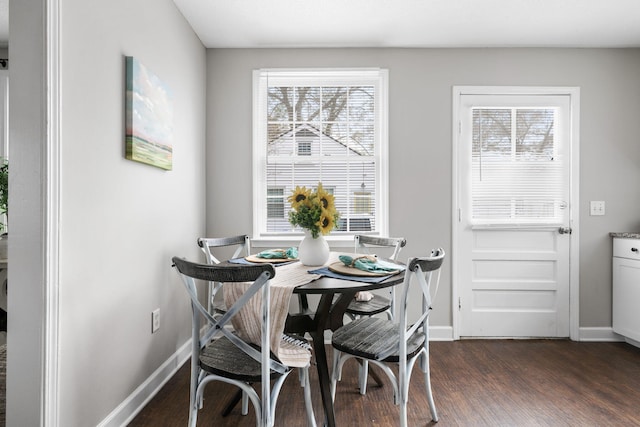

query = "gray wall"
[
  {"left": 8, "top": 1, "right": 48, "bottom": 426},
  {"left": 10, "top": 0, "right": 206, "bottom": 425},
  {"left": 206, "top": 48, "right": 640, "bottom": 329}
]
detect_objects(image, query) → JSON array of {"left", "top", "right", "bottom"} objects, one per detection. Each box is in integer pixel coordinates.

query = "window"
[
  {"left": 253, "top": 69, "right": 389, "bottom": 238},
  {"left": 297, "top": 141, "right": 311, "bottom": 156},
  {"left": 471, "top": 106, "right": 565, "bottom": 224}
]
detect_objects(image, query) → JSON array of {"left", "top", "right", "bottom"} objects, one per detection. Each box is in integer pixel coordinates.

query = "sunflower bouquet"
[{"left": 288, "top": 183, "right": 340, "bottom": 238}]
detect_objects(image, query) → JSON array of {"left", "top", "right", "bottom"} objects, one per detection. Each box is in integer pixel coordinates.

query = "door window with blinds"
[
  {"left": 471, "top": 106, "right": 565, "bottom": 225},
  {"left": 253, "top": 69, "right": 389, "bottom": 238}
]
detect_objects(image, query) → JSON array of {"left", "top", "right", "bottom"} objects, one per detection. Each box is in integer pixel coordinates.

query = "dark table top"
[{"left": 293, "top": 273, "right": 404, "bottom": 293}]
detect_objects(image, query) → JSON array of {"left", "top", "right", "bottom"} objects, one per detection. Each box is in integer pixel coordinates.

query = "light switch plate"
[{"left": 590, "top": 201, "right": 605, "bottom": 216}]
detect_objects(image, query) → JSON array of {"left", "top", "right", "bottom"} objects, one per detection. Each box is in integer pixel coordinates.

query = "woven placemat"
[{"left": 327, "top": 262, "right": 401, "bottom": 277}]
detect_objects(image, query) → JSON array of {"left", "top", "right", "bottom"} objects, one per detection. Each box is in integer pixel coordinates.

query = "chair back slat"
[
  {"left": 355, "top": 235, "right": 406, "bottom": 262},
  {"left": 198, "top": 234, "right": 251, "bottom": 265},
  {"left": 195, "top": 235, "right": 252, "bottom": 318}
]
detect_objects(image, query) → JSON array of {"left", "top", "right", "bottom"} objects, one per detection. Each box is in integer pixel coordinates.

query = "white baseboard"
[
  {"left": 97, "top": 339, "right": 192, "bottom": 427},
  {"left": 578, "top": 327, "right": 625, "bottom": 342},
  {"left": 430, "top": 326, "right": 454, "bottom": 341},
  {"left": 430, "top": 326, "right": 625, "bottom": 342}
]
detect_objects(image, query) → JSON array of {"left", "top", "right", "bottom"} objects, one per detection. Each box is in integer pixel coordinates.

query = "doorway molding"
[
  {"left": 451, "top": 86, "right": 580, "bottom": 341},
  {"left": 43, "top": 0, "right": 61, "bottom": 427},
  {"left": 44, "top": 0, "right": 61, "bottom": 424}
]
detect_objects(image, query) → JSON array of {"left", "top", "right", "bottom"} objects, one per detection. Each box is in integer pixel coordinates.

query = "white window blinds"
[
  {"left": 254, "top": 69, "right": 388, "bottom": 237},
  {"left": 471, "top": 107, "right": 564, "bottom": 224}
]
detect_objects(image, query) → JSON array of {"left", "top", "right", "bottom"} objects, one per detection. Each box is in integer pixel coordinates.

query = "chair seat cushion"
[
  {"left": 332, "top": 317, "right": 425, "bottom": 362},
  {"left": 199, "top": 336, "right": 287, "bottom": 382},
  {"left": 345, "top": 294, "right": 391, "bottom": 316}
]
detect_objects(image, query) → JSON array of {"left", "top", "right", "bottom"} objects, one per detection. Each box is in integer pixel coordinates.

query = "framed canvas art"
[{"left": 125, "top": 56, "right": 173, "bottom": 170}]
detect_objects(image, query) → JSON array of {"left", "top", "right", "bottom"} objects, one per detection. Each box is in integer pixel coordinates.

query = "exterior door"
[{"left": 454, "top": 88, "right": 577, "bottom": 338}]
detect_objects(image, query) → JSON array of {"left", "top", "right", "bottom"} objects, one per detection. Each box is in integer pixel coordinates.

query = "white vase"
[{"left": 298, "top": 230, "right": 330, "bottom": 266}]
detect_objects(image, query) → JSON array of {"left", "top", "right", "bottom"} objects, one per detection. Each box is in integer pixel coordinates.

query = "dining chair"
[
  {"left": 345, "top": 234, "right": 406, "bottom": 395},
  {"left": 347, "top": 235, "right": 406, "bottom": 320},
  {"left": 197, "top": 235, "right": 251, "bottom": 317},
  {"left": 330, "top": 248, "right": 445, "bottom": 427},
  {"left": 172, "top": 256, "right": 316, "bottom": 427}
]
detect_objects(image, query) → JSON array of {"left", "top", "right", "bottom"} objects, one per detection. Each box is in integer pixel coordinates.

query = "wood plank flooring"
[{"left": 129, "top": 340, "right": 640, "bottom": 426}]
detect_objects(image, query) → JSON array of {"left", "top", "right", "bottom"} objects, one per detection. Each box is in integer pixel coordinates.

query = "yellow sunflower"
[
  {"left": 315, "top": 183, "right": 335, "bottom": 211},
  {"left": 288, "top": 185, "right": 311, "bottom": 209},
  {"left": 316, "top": 211, "right": 337, "bottom": 235}
]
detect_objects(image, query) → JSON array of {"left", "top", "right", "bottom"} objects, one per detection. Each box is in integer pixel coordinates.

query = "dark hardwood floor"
[{"left": 129, "top": 340, "right": 640, "bottom": 426}]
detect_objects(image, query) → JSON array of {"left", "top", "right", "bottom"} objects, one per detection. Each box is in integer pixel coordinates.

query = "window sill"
[{"left": 251, "top": 235, "right": 356, "bottom": 249}]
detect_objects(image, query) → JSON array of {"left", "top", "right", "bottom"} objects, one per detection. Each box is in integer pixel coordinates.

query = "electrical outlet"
[
  {"left": 590, "top": 201, "right": 605, "bottom": 216},
  {"left": 152, "top": 308, "right": 160, "bottom": 333}
]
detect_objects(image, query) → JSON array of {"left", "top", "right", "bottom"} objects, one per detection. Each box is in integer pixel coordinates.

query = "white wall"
[
  {"left": 10, "top": 0, "right": 207, "bottom": 425},
  {"left": 206, "top": 48, "right": 640, "bottom": 329}
]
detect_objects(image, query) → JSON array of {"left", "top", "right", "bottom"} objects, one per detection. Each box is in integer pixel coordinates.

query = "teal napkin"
[
  {"left": 338, "top": 255, "right": 404, "bottom": 273},
  {"left": 257, "top": 247, "right": 298, "bottom": 259}
]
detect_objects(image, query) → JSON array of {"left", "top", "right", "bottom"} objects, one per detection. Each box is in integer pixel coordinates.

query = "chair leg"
[
  {"left": 399, "top": 367, "right": 410, "bottom": 427},
  {"left": 298, "top": 366, "right": 305, "bottom": 386},
  {"left": 189, "top": 357, "right": 200, "bottom": 427},
  {"left": 188, "top": 402, "right": 198, "bottom": 427},
  {"left": 330, "top": 349, "right": 341, "bottom": 401},
  {"left": 302, "top": 367, "right": 317, "bottom": 427},
  {"left": 422, "top": 352, "right": 438, "bottom": 422},
  {"left": 242, "top": 390, "right": 249, "bottom": 415},
  {"left": 358, "top": 360, "right": 369, "bottom": 395}
]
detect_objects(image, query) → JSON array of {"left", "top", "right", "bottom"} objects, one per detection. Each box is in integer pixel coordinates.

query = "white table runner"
[{"left": 224, "top": 253, "right": 342, "bottom": 367}]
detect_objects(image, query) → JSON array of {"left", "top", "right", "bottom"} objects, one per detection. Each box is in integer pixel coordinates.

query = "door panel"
[{"left": 464, "top": 228, "right": 569, "bottom": 337}]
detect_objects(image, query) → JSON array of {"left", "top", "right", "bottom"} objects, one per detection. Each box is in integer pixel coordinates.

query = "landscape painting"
[{"left": 125, "top": 56, "right": 173, "bottom": 170}]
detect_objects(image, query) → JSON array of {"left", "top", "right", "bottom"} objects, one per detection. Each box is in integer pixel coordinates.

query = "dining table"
[{"left": 226, "top": 251, "right": 406, "bottom": 427}]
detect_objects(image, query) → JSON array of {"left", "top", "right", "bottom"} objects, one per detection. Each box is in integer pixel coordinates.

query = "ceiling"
[
  {"left": 2, "top": 1, "right": 639, "bottom": 50},
  {"left": 173, "top": 0, "right": 640, "bottom": 48}
]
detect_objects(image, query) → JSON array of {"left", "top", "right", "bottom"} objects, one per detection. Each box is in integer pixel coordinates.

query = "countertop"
[{"left": 610, "top": 232, "right": 640, "bottom": 239}]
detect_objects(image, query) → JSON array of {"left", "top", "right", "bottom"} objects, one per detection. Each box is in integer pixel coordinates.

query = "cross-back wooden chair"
[
  {"left": 347, "top": 235, "right": 406, "bottom": 320},
  {"left": 330, "top": 248, "right": 445, "bottom": 427},
  {"left": 343, "top": 234, "right": 406, "bottom": 395},
  {"left": 172, "top": 256, "right": 316, "bottom": 427}
]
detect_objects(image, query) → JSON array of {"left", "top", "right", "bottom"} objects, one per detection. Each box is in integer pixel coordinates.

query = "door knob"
[{"left": 558, "top": 227, "right": 572, "bottom": 235}]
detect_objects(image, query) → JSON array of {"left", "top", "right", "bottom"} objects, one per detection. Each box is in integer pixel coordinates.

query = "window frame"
[{"left": 252, "top": 68, "right": 389, "bottom": 245}]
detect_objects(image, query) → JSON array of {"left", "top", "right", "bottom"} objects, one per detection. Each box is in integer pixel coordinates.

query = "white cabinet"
[{"left": 612, "top": 237, "right": 640, "bottom": 345}]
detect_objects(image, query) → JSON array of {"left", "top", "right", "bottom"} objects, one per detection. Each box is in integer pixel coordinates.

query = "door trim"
[
  {"left": 45, "top": 0, "right": 61, "bottom": 424},
  {"left": 451, "top": 86, "right": 580, "bottom": 341}
]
